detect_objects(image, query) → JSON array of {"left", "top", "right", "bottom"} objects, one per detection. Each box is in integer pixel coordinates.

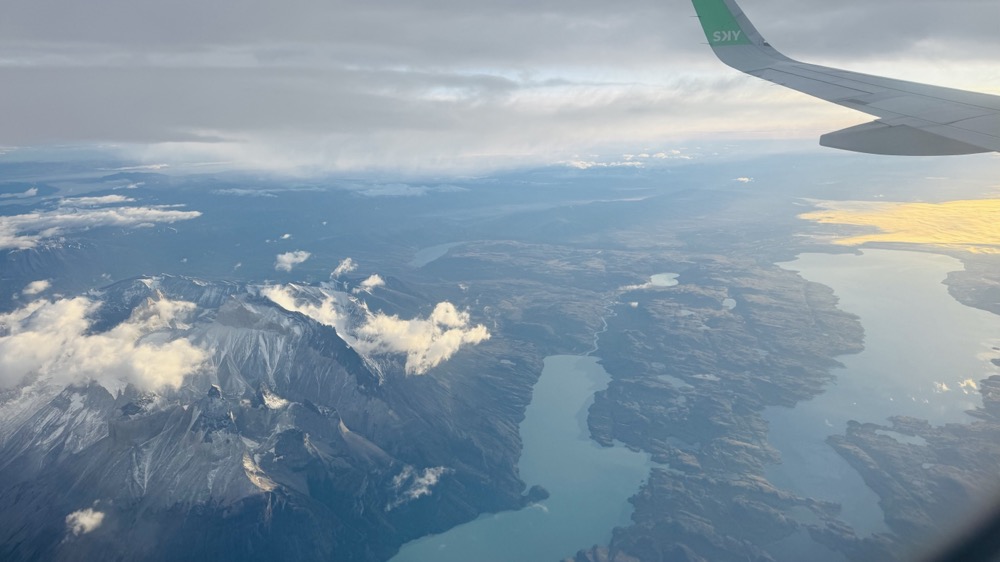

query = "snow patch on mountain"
[
  {"left": 242, "top": 452, "right": 277, "bottom": 492},
  {"left": 260, "top": 388, "right": 290, "bottom": 409}
]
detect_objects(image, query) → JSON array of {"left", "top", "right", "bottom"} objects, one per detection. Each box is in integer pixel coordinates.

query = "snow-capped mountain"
[{"left": 0, "top": 276, "right": 526, "bottom": 561}]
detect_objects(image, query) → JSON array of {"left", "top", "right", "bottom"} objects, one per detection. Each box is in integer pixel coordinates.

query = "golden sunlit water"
[{"left": 801, "top": 199, "right": 1000, "bottom": 253}]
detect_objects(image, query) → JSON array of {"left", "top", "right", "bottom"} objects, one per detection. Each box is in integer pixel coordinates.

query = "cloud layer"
[
  {"left": 0, "top": 187, "right": 38, "bottom": 199},
  {"left": 1, "top": 0, "right": 996, "bottom": 172},
  {"left": 0, "top": 199, "right": 201, "bottom": 250},
  {"left": 60, "top": 195, "right": 134, "bottom": 207},
  {"left": 262, "top": 285, "right": 489, "bottom": 375},
  {"left": 0, "top": 296, "right": 207, "bottom": 392}
]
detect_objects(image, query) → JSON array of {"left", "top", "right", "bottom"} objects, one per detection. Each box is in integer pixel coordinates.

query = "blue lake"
[
  {"left": 391, "top": 355, "right": 652, "bottom": 562},
  {"left": 409, "top": 242, "right": 465, "bottom": 268},
  {"left": 766, "top": 249, "right": 1000, "bottom": 538}
]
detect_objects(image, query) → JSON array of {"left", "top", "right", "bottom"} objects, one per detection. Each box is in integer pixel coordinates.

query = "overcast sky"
[{"left": 2, "top": 0, "right": 997, "bottom": 172}]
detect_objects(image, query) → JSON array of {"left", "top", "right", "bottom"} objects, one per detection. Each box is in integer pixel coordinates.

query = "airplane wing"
[{"left": 690, "top": 0, "right": 1000, "bottom": 155}]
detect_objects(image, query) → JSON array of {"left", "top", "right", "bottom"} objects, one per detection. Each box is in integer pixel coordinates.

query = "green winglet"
[{"left": 692, "top": 0, "right": 752, "bottom": 45}]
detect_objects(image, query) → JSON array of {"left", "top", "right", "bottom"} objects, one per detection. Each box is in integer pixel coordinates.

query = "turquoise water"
[
  {"left": 409, "top": 242, "right": 465, "bottom": 268},
  {"left": 766, "top": 249, "right": 1000, "bottom": 536},
  {"left": 391, "top": 355, "right": 652, "bottom": 562}
]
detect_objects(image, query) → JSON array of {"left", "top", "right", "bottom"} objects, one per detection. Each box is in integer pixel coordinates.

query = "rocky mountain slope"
[{"left": 0, "top": 276, "right": 533, "bottom": 561}]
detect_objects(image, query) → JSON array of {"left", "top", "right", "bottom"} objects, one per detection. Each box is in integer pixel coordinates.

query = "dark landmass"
[
  {"left": 580, "top": 256, "right": 904, "bottom": 561},
  {"left": 563, "top": 193, "right": 1000, "bottom": 561},
  {"left": 4, "top": 158, "right": 999, "bottom": 562},
  {"left": 826, "top": 376, "right": 1000, "bottom": 557},
  {"left": 945, "top": 255, "right": 1000, "bottom": 316}
]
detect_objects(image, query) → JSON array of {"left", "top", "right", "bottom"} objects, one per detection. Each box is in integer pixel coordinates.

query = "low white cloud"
[
  {"left": 0, "top": 296, "right": 207, "bottom": 392},
  {"left": 60, "top": 195, "right": 134, "bottom": 207},
  {"left": 0, "top": 187, "right": 37, "bottom": 199},
  {"left": 357, "top": 183, "right": 428, "bottom": 197},
  {"left": 260, "top": 285, "right": 350, "bottom": 335},
  {"left": 66, "top": 508, "right": 105, "bottom": 536},
  {"left": 960, "top": 378, "right": 979, "bottom": 394},
  {"left": 113, "top": 164, "right": 168, "bottom": 171},
  {"left": 388, "top": 465, "right": 452, "bottom": 509},
  {"left": 651, "top": 150, "right": 689, "bottom": 159},
  {"left": 623, "top": 151, "right": 691, "bottom": 161},
  {"left": 561, "top": 160, "right": 644, "bottom": 170},
  {"left": 262, "top": 285, "right": 489, "bottom": 375},
  {"left": 331, "top": 257, "right": 357, "bottom": 278},
  {"left": 279, "top": 233, "right": 292, "bottom": 240},
  {"left": 274, "top": 250, "right": 311, "bottom": 272},
  {"left": 354, "top": 274, "right": 385, "bottom": 294},
  {"left": 0, "top": 202, "right": 201, "bottom": 250},
  {"left": 620, "top": 273, "right": 679, "bottom": 291},
  {"left": 734, "top": 177, "right": 754, "bottom": 183},
  {"left": 355, "top": 302, "right": 490, "bottom": 375},
  {"left": 213, "top": 188, "right": 277, "bottom": 198},
  {"left": 21, "top": 279, "right": 51, "bottom": 296},
  {"left": 348, "top": 183, "right": 467, "bottom": 197}
]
